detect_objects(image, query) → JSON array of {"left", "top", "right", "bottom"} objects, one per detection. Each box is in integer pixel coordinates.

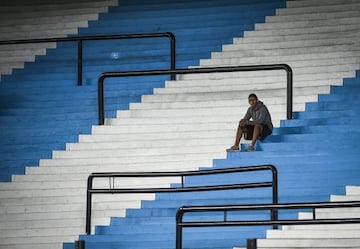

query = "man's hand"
[{"left": 239, "top": 119, "right": 247, "bottom": 127}]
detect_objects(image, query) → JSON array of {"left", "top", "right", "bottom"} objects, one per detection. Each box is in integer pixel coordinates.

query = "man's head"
[{"left": 248, "top": 93, "right": 258, "bottom": 107}]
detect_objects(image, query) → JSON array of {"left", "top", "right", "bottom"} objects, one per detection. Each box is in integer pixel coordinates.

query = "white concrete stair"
[{"left": 0, "top": 0, "right": 118, "bottom": 76}]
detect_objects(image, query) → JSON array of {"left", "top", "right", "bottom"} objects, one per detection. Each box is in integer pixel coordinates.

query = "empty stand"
[{"left": 0, "top": 0, "right": 359, "bottom": 249}]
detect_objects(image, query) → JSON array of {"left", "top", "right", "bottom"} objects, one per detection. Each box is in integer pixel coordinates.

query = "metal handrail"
[
  {"left": 0, "top": 32, "right": 176, "bottom": 85},
  {"left": 86, "top": 165, "right": 278, "bottom": 235},
  {"left": 97, "top": 64, "right": 293, "bottom": 125},
  {"left": 176, "top": 201, "right": 360, "bottom": 249}
]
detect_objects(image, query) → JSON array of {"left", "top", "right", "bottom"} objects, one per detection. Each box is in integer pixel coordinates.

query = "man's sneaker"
[
  {"left": 246, "top": 145, "right": 255, "bottom": 152},
  {"left": 226, "top": 145, "right": 239, "bottom": 152}
]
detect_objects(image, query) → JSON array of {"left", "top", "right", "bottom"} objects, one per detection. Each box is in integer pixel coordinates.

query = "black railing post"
[
  {"left": 77, "top": 39, "right": 83, "bottom": 86},
  {"left": 285, "top": 64, "right": 293, "bottom": 119},
  {"left": 167, "top": 32, "right": 176, "bottom": 80},
  {"left": 247, "top": 238, "right": 257, "bottom": 249},
  {"left": 86, "top": 175, "right": 93, "bottom": 234},
  {"left": 271, "top": 165, "right": 278, "bottom": 229},
  {"left": 98, "top": 75, "right": 105, "bottom": 125},
  {"left": 175, "top": 209, "right": 184, "bottom": 249},
  {"left": 75, "top": 240, "right": 85, "bottom": 249}
]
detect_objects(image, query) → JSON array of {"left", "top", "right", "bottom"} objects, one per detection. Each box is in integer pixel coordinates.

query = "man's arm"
[{"left": 241, "top": 107, "right": 252, "bottom": 125}]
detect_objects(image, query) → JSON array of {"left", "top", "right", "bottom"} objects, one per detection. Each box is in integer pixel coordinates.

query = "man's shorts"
[{"left": 244, "top": 124, "right": 272, "bottom": 140}]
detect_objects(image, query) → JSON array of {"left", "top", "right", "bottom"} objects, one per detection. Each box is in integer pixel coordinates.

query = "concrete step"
[
  {"left": 222, "top": 151, "right": 360, "bottom": 169},
  {"left": 0, "top": 175, "right": 172, "bottom": 190},
  {"left": 0, "top": 199, "right": 140, "bottom": 214},
  {"left": 0, "top": 20, "right": 89, "bottom": 34},
  {"left": 305, "top": 101, "right": 360, "bottom": 111},
  {"left": 244, "top": 24, "right": 359, "bottom": 40},
  {"left": 90, "top": 121, "right": 250, "bottom": 135},
  {"left": 141, "top": 87, "right": 319, "bottom": 105},
  {"left": 116, "top": 105, "right": 286, "bottom": 119},
  {"left": 223, "top": 36, "right": 358, "bottom": 52},
  {"left": 38, "top": 150, "right": 226, "bottom": 166},
  {"left": 331, "top": 195, "right": 360, "bottom": 202},
  {"left": 294, "top": 110, "right": 360, "bottom": 119},
  {"left": 0, "top": 218, "right": 84, "bottom": 230},
  {"left": 0, "top": 227, "right": 83, "bottom": 239},
  {"left": 280, "top": 117, "right": 360, "bottom": 128},
  {"left": 0, "top": 5, "right": 111, "bottom": 21},
  {"left": 285, "top": 0, "right": 359, "bottom": 8},
  {"left": 159, "top": 79, "right": 341, "bottom": 94},
  {"left": 0, "top": 209, "right": 119, "bottom": 224},
  {"left": 254, "top": 15, "right": 360, "bottom": 31},
  {"left": 212, "top": 50, "right": 360, "bottom": 65},
  {"left": 257, "top": 238, "right": 360, "bottom": 248},
  {"left": 0, "top": 0, "right": 117, "bottom": 77},
  {"left": 266, "top": 229, "right": 360, "bottom": 239},
  {"left": 280, "top": 0, "right": 359, "bottom": 14},
  {"left": 36, "top": 156, "right": 212, "bottom": 168},
  {"left": 256, "top": 185, "right": 360, "bottom": 248},
  {"left": 282, "top": 223, "right": 360, "bottom": 231},
  {"left": 66, "top": 136, "right": 230, "bottom": 151},
  {"left": 0, "top": 188, "right": 153, "bottom": 204},
  {"left": 0, "top": 0, "right": 116, "bottom": 11},
  {"left": 202, "top": 53, "right": 360, "bottom": 68},
  {"left": 268, "top": 131, "right": 360, "bottom": 143},
  {"left": 181, "top": 66, "right": 356, "bottom": 81},
  {"left": 266, "top": 9, "right": 359, "bottom": 23},
  {"left": 346, "top": 186, "right": 360, "bottom": 195},
  {"left": 259, "top": 140, "right": 359, "bottom": 152},
  {"left": 0, "top": 13, "right": 98, "bottom": 26},
  {"left": 165, "top": 74, "right": 344, "bottom": 89},
  {"left": 237, "top": 31, "right": 358, "bottom": 49}
]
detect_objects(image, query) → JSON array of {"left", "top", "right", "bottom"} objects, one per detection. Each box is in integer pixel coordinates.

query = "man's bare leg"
[
  {"left": 226, "top": 121, "right": 246, "bottom": 151},
  {"left": 234, "top": 123, "right": 246, "bottom": 146},
  {"left": 245, "top": 123, "right": 263, "bottom": 152},
  {"left": 251, "top": 123, "right": 262, "bottom": 147}
]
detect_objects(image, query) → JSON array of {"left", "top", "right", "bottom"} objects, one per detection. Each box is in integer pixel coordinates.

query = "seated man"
[{"left": 226, "top": 93, "right": 273, "bottom": 152}]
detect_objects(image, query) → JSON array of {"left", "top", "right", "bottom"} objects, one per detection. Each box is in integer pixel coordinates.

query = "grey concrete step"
[
  {"left": 0, "top": 20, "right": 89, "bottom": 33},
  {"left": 285, "top": 0, "right": 359, "bottom": 8},
  {"left": 266, "top": 9, "right": 359, "bottom": 22},
  {"left": 255, "top": 16, "right": 360, "bottom": 31},
  {"left": 278, "top": 1, "right": 360, "bottom": 15},
  {"left": 0, "top": 13, "right": 98, "bottom": 26},
  {"left": 258, "top": 238, "right": 360, "bottom": 248}
]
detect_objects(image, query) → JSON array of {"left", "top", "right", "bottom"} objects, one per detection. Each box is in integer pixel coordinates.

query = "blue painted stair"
[
  {"left": 68, "top": 71, "right": 360, "bottom": 249},
  {"left": 0, "top": 0, "right": 286, "bottom": 182}
]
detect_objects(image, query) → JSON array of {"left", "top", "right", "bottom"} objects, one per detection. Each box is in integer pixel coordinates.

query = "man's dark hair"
[{"left": 248, "top": 93, "right": 258, "bottom": 100}]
